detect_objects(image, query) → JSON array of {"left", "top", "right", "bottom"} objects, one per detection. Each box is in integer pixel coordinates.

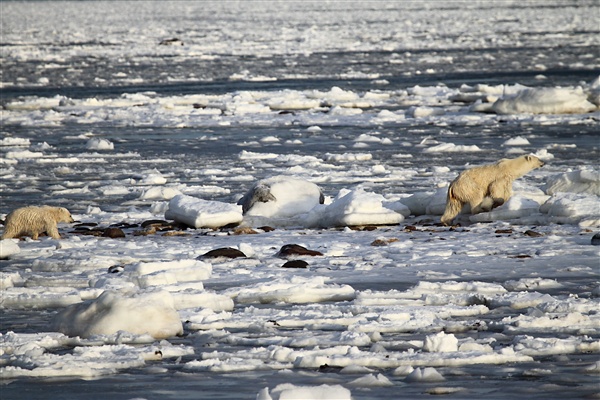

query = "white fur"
[
  {"left": 2, "top": 206, "right": 74, "bottom": 240},
  {"left": 441, "top": 155, "right": 544, "bottom": 225}
]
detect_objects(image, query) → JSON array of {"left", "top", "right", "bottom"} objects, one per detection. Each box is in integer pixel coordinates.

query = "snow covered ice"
[{"left": 1, "top": 1, "right": 599, "bottom": 399}]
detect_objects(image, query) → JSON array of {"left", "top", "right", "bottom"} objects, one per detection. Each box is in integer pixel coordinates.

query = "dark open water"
[{"left": 1, "top": 1, "right": 599, "bottom": 398}]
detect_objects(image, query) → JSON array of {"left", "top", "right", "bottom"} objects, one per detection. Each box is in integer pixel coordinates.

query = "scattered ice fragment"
[
  {"left": 86, "top": 138, "right": 114, "bottom": 150},
  {"left": 423, "top": 332, "right": 458, "bottom": 352},
  {"left": 503, "top": 136, "right": 531, "bottom": 146}
]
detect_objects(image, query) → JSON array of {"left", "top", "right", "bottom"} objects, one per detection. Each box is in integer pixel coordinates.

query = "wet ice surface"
[{"left": 1, "top": 1, "right": 600, "bottom": 399}]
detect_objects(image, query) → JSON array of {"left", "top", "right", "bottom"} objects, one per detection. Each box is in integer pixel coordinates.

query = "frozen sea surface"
[{"left": 1, "top": 1, "right": 599, "bottom": 399}]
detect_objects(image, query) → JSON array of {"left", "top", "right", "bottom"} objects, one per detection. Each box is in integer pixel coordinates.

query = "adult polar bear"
[
  {"left": 1, "top": 206, "right": 74, "bottom": 240},
  {"left": 441, "top": 155, "right": 545, "bottom": 226}
]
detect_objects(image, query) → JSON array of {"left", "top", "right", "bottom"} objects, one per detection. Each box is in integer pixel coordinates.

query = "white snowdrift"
[
  {"left": 51, "top": 290, "right": 183, "bottom": 339},
  {"left": 165, "top": 194, "right": 243, "bottom": 228}
]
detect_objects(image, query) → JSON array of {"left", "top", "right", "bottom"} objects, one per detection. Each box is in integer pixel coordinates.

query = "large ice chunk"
[{"left": 166, "top": 194, "right": 243, "bottom": 228}]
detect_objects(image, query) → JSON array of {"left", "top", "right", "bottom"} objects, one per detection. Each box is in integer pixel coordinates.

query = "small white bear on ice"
[
  {"left": 1, "top": 205, "right": 75, "bottom": 240},
  {"left": 441, "top": 155, "right": 544, "bottom": 226}
]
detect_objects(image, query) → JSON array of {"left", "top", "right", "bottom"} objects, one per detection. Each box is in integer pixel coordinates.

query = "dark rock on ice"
[
  {"left": 281, "top": 260, "right": 309, "bottom": 269},
  {"left": 592, "top": 232, "right": 600, "bottom": 245},
  {"left": 199, "top": 247, "right": 247, "bottom": 259},
  {"left": 102, "top": 227, "right": 126, "bottom": 238}
]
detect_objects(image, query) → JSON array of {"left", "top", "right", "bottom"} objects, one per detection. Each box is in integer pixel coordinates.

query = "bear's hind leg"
[
  {"left": 488, "top": 179, "right": 511, "bottom": 209},
  {"left": 468, "top": 193, "right": 486, "bottom": 215},
  {"left": 476, "top": 197, "right": 495, "bottom": 213}
]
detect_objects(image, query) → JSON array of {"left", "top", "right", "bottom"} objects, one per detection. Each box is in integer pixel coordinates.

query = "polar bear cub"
[
  {"left": 2, "top": 206, "right": 75, "bottom": 240},
  {"left": 441, "top": 155, "right": 544, "bottom": 226}
]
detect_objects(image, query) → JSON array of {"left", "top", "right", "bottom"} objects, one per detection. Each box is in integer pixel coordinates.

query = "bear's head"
[
  {"left": 524, "top": 154, "right": 545, "bottom": 169},
  {"left": 57, "top": 207, "right": 75, "bottom": 223}
]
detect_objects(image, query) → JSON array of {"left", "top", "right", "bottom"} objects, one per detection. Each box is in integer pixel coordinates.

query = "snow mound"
[
  {"left": 540, "top": 192, "right": 600, "bottom": 226},
  {"left": 503, "top": 136, "right": 531, "bottom": 146},
  {"left": 51, "top": 290, "right": 183, "bottom": 339},
  {"left": 239, "top": 181, "right": 402, "bottom": 228},
  {"left": 258, "top": 384, "right": 352, "bottom": 400},
  {"left": 348, "top": 373, "right": 393, "bottom": 387},
  {"left": 405, "top": 367, "right": 446, "bottom": 382},
  {"left": 544, "top": 169, "right": 600, "bottom": 196},
  {"left": 238, "top": 175, "right": 323, "bottom": 218},
  {"left": 492, "top": 87, "right": 597, "bottom": 115},
  {"left": 470, "top": 195, "right": 541, "bottom": 223},
  {"left": 398, "top": 186, "right": 449, "bottom": 216},
  {"left": 165, "top": 194, "right": 243, "bottom": 228},
  {"left": 308, "top": 188, "right": 403, "bottom": 227},
  {"left": 86, "top": 138, "right": 114, "bottom": 150}
]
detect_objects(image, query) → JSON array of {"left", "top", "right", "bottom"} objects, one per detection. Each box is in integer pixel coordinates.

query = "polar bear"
[
  {"left": 1, "top": 206, "right": 74, "bottom": 240},
  {"left": 440, "top": 155, "right": 544, "bottom": 226}
]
